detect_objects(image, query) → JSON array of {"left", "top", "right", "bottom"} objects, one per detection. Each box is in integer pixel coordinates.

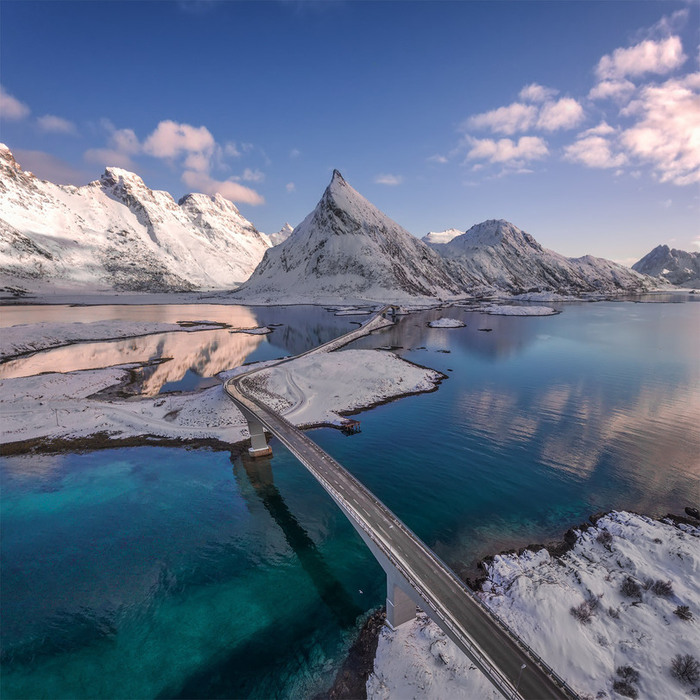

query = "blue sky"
[{"left": 1, "top": 0, "right": 698, "bottom": 262}]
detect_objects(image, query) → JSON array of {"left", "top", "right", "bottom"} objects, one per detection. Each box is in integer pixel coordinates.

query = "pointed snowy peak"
[
  {"left": 451, "top": 219, "right": 542, "bottom": 250},
  {"left": 633, "top": 244, "right": 700, "bottom": 287},
  {"left": 237, "top": 171, "right": 464, "bottom": 303},
  {"left": 268, "top": 222, "right": 294, "bottom": 246},
  {"left": 0, "top": 143, "right": 20, "bottom": 171}
]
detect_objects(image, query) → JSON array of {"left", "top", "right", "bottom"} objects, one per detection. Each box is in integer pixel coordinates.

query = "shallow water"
[{"left": 1, "top": 297, "right": 698, "bottom": 698}]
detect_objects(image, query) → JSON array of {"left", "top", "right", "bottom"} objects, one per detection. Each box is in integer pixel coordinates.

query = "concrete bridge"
[{"left": 225, "top": 306, "right": 578, "bottom": 700}]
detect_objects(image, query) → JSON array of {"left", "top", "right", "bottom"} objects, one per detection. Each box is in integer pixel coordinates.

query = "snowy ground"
[
  {"left": 240, "top": 349, "right": 443, "bottom": 427},
  {"left": 428, "top": 318, "right": 466, "bottom": 328},
  {"left": 368, "top": 511, "right": 700, "bottom": 699},
  {"left": 480, "top": 304, "right": 558, "bottom": 316},
  {"left": 0, "top": 320, "right": 234, "bottom": 359},
  {"left": 0, "top": 327, "right": 442, "bottom": 449}
]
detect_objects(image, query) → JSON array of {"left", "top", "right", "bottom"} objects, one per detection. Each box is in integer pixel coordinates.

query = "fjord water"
[{"left": 1, "top": 299, "right": 698, "bottom": 698}]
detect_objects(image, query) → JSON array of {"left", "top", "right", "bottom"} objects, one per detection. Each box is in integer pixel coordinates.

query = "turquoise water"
[{"left": 1, "top": 298, "right": 698, "bottom": 698}]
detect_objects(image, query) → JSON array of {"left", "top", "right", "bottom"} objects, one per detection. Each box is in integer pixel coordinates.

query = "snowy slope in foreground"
[
  {"left": 234, "top": 171, "right": 465, "bottom": 304},
  {"left": 427, "top": 219, "right": 656, "bottom": 295},
  {"left": 0, "top": 144, "right": 270, "bottom": 293},
  {"left": 368, "top": 511, "right": 700, "bottom": 699}
]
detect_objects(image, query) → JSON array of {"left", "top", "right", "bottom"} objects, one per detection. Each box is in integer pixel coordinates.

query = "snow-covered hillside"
[
  {"left": 427, "top": 219, "right": 656, "bottom": 295},
  {"left": 633, "top": 244, "right": 700, "bottom": 288},
  {"left": 234, "top": 171, "right": 465, "bottom": 304},
  {"left": 369, "top": 511, "right": 700, "bottom": 700},
  {"left": 267, "top": 222, "right": 294, "bottom": 246},
  {"left": 0, "top": 144, "right": 270, "bottom": 294},
  {"left": 421, "top": 228, "right": 463, "bottom": 245}
]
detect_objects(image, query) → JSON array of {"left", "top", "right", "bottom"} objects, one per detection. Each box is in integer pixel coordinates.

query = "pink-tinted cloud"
[
  {"left": 564, "top": 135, "right": 627, "bottom": 169},
  {"left": 519, "top": 83, "right": 558, "bottom": 103},
  {"left": 37, "top": 115, "right": 77, "bottom": 135},
  {"left": 143, "top": 120, "right": 215, "bottom": 159},
  {"left": 466, "top": 136, "right": 548, "bottom": 164},
  {"left": 537, "top": 98, "right": 585, "bottom": 131},
  {"left": 0, "top": 85, "right": 30, "bottom": 120},
  {"left": 466, "top": 102, "right": 537, "bottom": 135},
  {"left": 619, "top": 72, "right": 700, "bottom": 185},
  {"left": 14, "top": 148, "right": 88, "bottom": 185},
  {"left": 181, "top": 169, "right": 264, "bottom": 205},
  {"left": 374, "top": 173, "right": 403, "bottom": 185},
  {"left": 596, "top": 36, "right": 686, "bottom": 81}
]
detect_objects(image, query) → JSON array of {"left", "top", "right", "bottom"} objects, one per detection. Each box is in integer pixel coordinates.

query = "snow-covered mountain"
[
  {"left": 632, "top": 244, "right": 700, "bottom": 288},
  {"left": 421, "top": 228, "right": 463, "bottom": 245},
  {"left": 234, "top": 171, "right": 465, "bottom": 304},
  {"left": 267, "top": 222, "right": 294, "bottom": 246},
  {"left": 427, "top": 219, "right": 656, "bottom": 294},
  {"left": 0, "top": 144, "right": 270, "bottom": 294}
]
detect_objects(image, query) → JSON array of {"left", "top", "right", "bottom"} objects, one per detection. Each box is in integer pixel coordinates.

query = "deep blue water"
[{"left": 1, "top": 298, "right": 698, "bottom": 699}]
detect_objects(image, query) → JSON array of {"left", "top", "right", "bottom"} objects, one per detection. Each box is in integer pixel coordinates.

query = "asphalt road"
[{"left": 225, "top": 307, "right": 577, "bottom": 700}]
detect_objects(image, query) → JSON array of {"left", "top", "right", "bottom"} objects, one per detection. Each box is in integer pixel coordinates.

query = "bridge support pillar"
[
  {"left": 241, "top": 409, "right": 272, "bottom": 458},
  {"left": 385, "top": 575, "right": 416, "bottom": 629}
]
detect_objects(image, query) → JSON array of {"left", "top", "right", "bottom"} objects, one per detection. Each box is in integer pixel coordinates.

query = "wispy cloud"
[
  {"left": 465, "top": 136, "right": 548, "bottom": 165},
  {"left": 181, "top": 170, "right": 264, "bottom": 205},
  {"left": 519, "top": 83, "right": 559, "bottom": 103},
  {"left": 374, "top": 173, "right": 403, "bottom": 185},
  {"left": 286, "top": 182, "right": 296, "bottom": 193},
  {"left": 14, "top": 148, "right": 88, "bottom": 185},
  {"left": 84, "top": 148, "right": 136, "bottom": 170},
  {"left": 0, "top": 85, "right": 30, "bottom": 120},
  {"left": 37, "top": 114, "right": 77, "bottom": 135},
  {"left": 466, "top": 102, "right": 537, "bottom": 135},
  {"left": 427, "top": 154, "right": 448, "bottom": 164}
]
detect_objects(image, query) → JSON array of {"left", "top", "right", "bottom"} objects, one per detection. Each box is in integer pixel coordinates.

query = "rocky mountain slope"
[
  {"left": 234, "top": 171, "right": 465, "bottom": 303},
  {"left": 0, "top": 144, "right": 270, "bottom": 294},
  {"left": 632, "top": 244, "right": 700, "bottom": 288},
  {"left": 426, "top": 219, "right": 655, "bottom": 294}
]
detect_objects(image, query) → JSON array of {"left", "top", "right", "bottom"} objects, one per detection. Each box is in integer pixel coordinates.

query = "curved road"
[{"left": 225, "top": 307, "right": 578, "bottom": 700}]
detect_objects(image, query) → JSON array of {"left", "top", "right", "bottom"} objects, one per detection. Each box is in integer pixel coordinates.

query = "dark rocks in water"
[
  {"left": 478, "top": 328, "right": 493, "bottom": 332},
  {"left": 320, "top": 608, "right": 386, "bottom": 700}
]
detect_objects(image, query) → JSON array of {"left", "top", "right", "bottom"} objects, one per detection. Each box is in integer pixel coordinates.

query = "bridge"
[{"left": 225, "top": 306, "right": 578, "bottom": 700}]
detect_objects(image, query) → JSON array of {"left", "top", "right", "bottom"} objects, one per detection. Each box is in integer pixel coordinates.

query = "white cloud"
[
  {"left": 14, "top": 148, "right": 87, "bottom": 184},
  {"left": 286, "top": 182, "right": 296, "bottom": 193},
  {"left": 143, "top": 120, "right": 215, "bottom": 159},
  {"left": 427, "top": 154, "right": 448, "bottom": 164},
  {"left": 466, "top": 102, "right": 537, "bottom": 135},
  {"left": 374, "top": 173, "right": 403, "bottom": 185},
  {"left": 466, "top": 95, "right": 582, "bottom": 135},
  {"left": 582, "top": 121, "right": 616, "bottom": 137},
  {"left": 596, "top": 36, "right": 686, "bottom": 80},
  {"left": 0, "top": 85, "right": 30, "bottom": 120},
  {"left": 37, "top": 115, "right": 76, "bottom": 135},
  {"left": 619, "top": 72, "right": 700, "bottom": 185},
  {"left": 466, "top": 136, "right": 548, "bottom": 164},
  {"left": 241, "top": 168, "right": 264, "bottom": 183},
  {"left": 563, "top": 135, "right": 627, "bottom": 169},
  {"left": 519, "top": 83, "right": 558, "bottom": 103},
  {"left": 110, "top": 128, "right": 140, "bottom": 154},
  {"left": 536, "top": 97, "right": 585, "bottom": 131},
  {"left": 588, "top": 78, "right": 636, "bottom": 101},
  {"left": 224, "top": 141, "right": 241, "bottom": 158},
  {"left": 181, "top": 169, "right": 264, "bottom": 205},
  {"left": 84, "top": 148, "right": 137, "bottom": 170},
  {"left": 289, "top": 148, "right": 301, "bottom": 159}
]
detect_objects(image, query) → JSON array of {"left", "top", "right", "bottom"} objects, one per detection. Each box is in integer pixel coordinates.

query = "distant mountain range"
[
  {"left": 632, "top": 244, "right": 700, "bottom": 288},
  {"left": 0, "top": 144, "right": 270, "bottom": 294},
  {"left": 423, "top": 219, "right": 652, "bottom": 295},
  {"left": 0, "top": 144, "right": 669, "bottom": 299}
]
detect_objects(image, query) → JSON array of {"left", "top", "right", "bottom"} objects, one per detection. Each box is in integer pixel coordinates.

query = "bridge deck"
[{"left": 225, "top": 307, "right": 577, "bottom": 700}]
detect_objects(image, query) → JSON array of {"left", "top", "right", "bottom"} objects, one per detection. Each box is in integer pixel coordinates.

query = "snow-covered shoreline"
[
  {"left": 0, "top": 323, "right": 444, "bottom": 454},
  {"left": 367, "top": 511, "right": 700, "bottom": 699}
]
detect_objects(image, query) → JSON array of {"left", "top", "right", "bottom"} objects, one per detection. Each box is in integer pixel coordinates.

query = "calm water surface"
[{"left": 1, "top": 297, "right": 698, "bottom": 698}]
